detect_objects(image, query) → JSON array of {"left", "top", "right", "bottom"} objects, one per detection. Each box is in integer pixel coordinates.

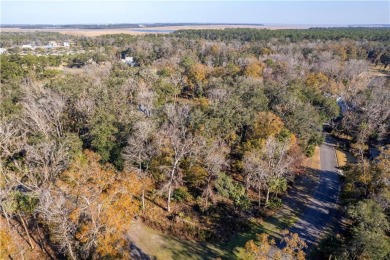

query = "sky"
[{"left": 1, "top": 1, "right": 389, "bottom": 25}]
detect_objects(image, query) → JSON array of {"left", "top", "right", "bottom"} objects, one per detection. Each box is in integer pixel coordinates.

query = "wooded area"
[{"left": 1, "top": 28, "right": 389, "bottom": 259}]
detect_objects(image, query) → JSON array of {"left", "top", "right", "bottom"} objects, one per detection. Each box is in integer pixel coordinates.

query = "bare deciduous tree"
[
  {"left": 244, "top": 151, "right": 268, "bottom": 207},
  {"left": 0, "top": 121, "right": 27, "bottom": 225},
  {"left": 123, "top": 119, "right": 156, "bottom": 210},
  {"left": 157, "top": 104, "right": 201, "bottom": 212},
  {"left": 38, "top": 189, "right": 78, "bottom": 260},
  {"left": 244, "top": 137, "right": 293, "bottom": 207},
  {"left": 21, "top": 85, "right": 66, "bottom": 139},
  {"left": 24, "top": 139, "right": 70, "bottom": 189},
  {"left": 199, "top": 139, "right": 229, "bottom": 207}
]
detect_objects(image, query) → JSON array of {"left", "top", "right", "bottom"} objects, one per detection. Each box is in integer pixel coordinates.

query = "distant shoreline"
[
  {"left": 0, "top": 24, "right": 267, "bottom": 37},
  {"left": 1, "top": 23, "right": 388, "bottom": 37},
  {"left": 0, "top": 23, "right": 265, "bottom": 30},
  {"left": 1, "top": 23, "right": 388, "bottom": 29}
]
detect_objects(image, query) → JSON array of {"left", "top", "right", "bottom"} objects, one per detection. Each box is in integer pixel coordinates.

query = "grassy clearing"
[
  {"left": 218, "top": 217, "right": 287, "bottom": 259},
  {"left": 129, "top": 220, "right": 224, "bottom": 260},
  {"left": 304, "top": 146, "right": 321, "bottom": 170},
  {"left": 130, "top": 217, "right": 280, "bottom": 259},
  {"left": 336, "top": 149, "right": 348, "bottom": 167},
  {"left": 130, "top": 206, "right": 303, "bottom": 259},
  {"left": 336, "top": 149, "right": 357, "bottom": 167},
  {"left": 220, "top": 219, "right": 265, "bottom": 259}
]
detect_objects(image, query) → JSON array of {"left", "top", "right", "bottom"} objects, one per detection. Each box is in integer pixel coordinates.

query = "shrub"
[{"left": 172, "top": 187, "right": 192, "bottom": 202}]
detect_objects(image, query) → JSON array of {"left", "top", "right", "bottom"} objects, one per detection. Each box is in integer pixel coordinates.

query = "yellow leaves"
[
  {"left": 296, "top": 250, "right": 306, "bottom": 260},
  {"left": 96, "top": 173, "right": 142, "bottom": 257},
  {"left": 273, "top": 251, "right": 283, "bottom": 260},
  {"left": 209, "top": 44, "right": 220, "bottom": 56},
  {"left": 186, "top": 63, "right": 207, "bottom": 88},
  {"left": 305, "top": 72, "right": 329, "bottom": 90},
  {"left": 289, "top": 134, "right": 298, "bottom": 147},
  {"left": 332, "top": 45, "right": 348, "bottom": 61},
  {"left": 228, "top": 132, "right": 239, "bottom": 142},
  {"left": 207, "top": 64, "right": 240, "bottom": 78},
  {"left": 68, "top": 208, "right": 80, "bottom": 223},
  {"left": 243, "top": 62, "right": 265, "bottom": 78},
  {"left": 282, "top": 230, "right": 307, "bottom": 259},
  {"left": 260, "top": 47, "right": 273, "bottom": 56},
  {"left": 244, "top": 240, "right": 259, "bottom": 255},
  {"left": 198, "top": 97, "right": 210, "bottom": 110},
  {"left": 245, "top": 232, "right": 306, "bottom": 260},
  {"left": 0, "top": 228, "right": 17, "bottom": 259},
  {"left": 253, "top": 112, "right": 284, "bottom": 140},
  {"left": 243, "top": 112, "right": 287, "bottom": 153},
  {"left": 75, "top": 222, "right": 92, "bottom": 243},
  {"left": 58, "top": 150, "right": 115, "bottom": 193},
  {"left": 56, "top": 150, "right": 143, "bottom": 258},
  {"left": 256, "top": 233, "right": 274, "bottom": 254},
  {"left": 244, "top": 233, "right": 273, "bottom": 260},
  {"left": 210, "top": 67, "right": 225, "bottom": 78}
]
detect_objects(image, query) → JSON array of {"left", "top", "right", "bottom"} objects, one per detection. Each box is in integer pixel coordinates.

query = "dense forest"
[{"left": 1, "top": 28, "right": 389, "bottom": 259}]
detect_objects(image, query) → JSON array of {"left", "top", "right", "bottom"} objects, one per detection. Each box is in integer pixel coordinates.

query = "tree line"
[{"left": 1, "top": 30, "right": 389, "bottom": 259}]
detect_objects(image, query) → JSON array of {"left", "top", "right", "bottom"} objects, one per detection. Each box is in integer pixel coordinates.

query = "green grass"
[
  {"left": 219, "top": 220, "right": 263, "bottom": 259},
  {"left": 280, "top": 215, "right": 299, "bottom": 228},
  {"left": 216, "top": 216, "right": 290, "bottom": 260},
  {"left": 130, "top": 217, "right": 286, "bottom": 260},
  {"left": 129, "top": 220, "right": 224, "bottom": 260}
]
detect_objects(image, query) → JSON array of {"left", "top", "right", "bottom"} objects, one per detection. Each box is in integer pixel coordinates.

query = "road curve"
[{"left": 286, "top": 134, "right": 341, "bottom": 248}]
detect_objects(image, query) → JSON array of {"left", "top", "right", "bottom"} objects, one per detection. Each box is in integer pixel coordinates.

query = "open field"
[
  {"left": 0, "top": 24, "right": 310, "bottom": 37},
  {"left": 335, "top": 149, "right": 357, "bottom": 167},
  {"left": 129, "top": 219, "right": 224, "bottom": 260}
]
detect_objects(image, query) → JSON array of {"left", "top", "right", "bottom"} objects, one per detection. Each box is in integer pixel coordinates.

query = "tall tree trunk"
[
  {"left": 265, "top": 188, "right": 270, "bottom": 207},
  {"left": 258, "top": 189, "right": 261, "bottom": 207},
  {"left": 2, "top": 206, "right": 11, "bottom": 227},
  {"left": 67, "top": 241, "right": 76, "bottom": 260},
  {"left": 142, "top": 188, "right": 145, "bottom": 211},
  {"left": 167, "top": 161, "right": 178, "bottom": 213},
  {"left": 18, "top": 213, "right": 34, "bottom": 250},
  {"left": 167, "top": 186, "right": 172, "bottom": 212}
]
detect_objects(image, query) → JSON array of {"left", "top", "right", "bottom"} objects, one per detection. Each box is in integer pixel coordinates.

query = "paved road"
[{"left": 286, "top": 134, "right": 341, "bottom": 249}]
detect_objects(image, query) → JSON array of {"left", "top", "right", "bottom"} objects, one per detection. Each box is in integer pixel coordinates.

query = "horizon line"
[{"left": 1, "top": 23, "right": 389, "bottom": 26}]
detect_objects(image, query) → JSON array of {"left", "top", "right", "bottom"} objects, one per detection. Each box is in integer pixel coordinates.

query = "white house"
[
  {"left": 21, "top": 45, "right": 33, "bottom": 50},
  {"left": 63, "top": 42, "right": 70, "bottom": 47},
  {"left": 0, "top": 48, "right": 7, "bottom": 54}
]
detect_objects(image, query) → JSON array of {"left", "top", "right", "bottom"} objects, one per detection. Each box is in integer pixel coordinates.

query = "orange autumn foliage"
[
  {"left": 57, "top": 150, "right": 143, "bottom": 258},
  {"left": 244, "top": 112, "right": 285, "bottom": 151},
  {"left": 0, "top": 227, "right": 17, "bottom": 259},
  {"left": 253, "top": 112, "right": 285, "bottom": 140}
]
